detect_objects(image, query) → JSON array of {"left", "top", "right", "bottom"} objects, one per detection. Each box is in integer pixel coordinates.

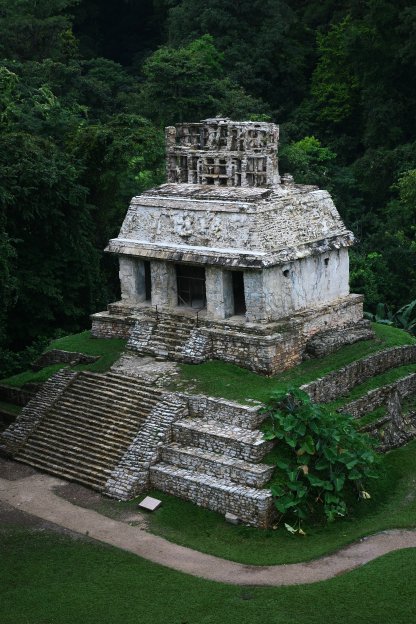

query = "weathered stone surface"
[
  {"left": 32, "top": 349, "right": 99, "bottom": 371},
  {"left": 0, "top": 369, "right": 78, "bottom": 455},
  {"left": 93, "top": 117, "right": 367, "bottom": 378},
  {"left": 305, "top": 320, "right": 375, "bottom": 358},
  {"left": 104, "top": 393, "right": 188, "bottom": 500},
  {"left": 301, "top": 345, "right": 416, "bottom": 403},
  {"left": 342, "top": 372, "right": 416, "bottom": 419}
]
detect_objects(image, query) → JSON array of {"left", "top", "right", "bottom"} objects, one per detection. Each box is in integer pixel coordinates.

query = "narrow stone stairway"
[
  {"left": 15, "top": 371, "right": 163, "bottom": 491},
  {"left": 128, "top": 314, "right": 198, "bottom": 360},
  {"left": 150, "top": 404, "right": 276, "bottom": 527}
]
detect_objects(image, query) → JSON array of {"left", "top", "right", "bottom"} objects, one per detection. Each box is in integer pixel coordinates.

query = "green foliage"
[
  {"left": 311, "top": 16, "right": 362, "bottom": 125},
  {"left": 263, "top": 389, "right": 379, "bottom": 528},
  {"left": 279, "top": 136, "right": 337, "bottom": 186},
  {"left": 173, "top": 324, "right": 415, "bottom": 404},
  {"left": 350, "top": 252, "right": 391, "bottom": 310},
  {"left": 0, "top": 336, "right": 49, "bottom": 380},
  {"left": 139, "top": 35, "right": 267, "bottom": 126},
  {"left": 365, "top": 301, "right": 416, "bottom": 335},
  {"left": 1, "top": 0, "right": 416, "bottom": 353},
  {"left": 167, "top": 0, "right": 304, "bottom": 114},
  {"left": 3, "top": 528, "right": 416, "bottom": 624}
]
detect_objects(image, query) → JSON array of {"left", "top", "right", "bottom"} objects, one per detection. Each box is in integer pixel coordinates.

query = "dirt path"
[{"left": 1, "top": 472, "right": 416, "bottom": 586}]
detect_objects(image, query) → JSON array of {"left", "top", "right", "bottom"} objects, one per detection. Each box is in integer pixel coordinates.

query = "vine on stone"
[{"left": 263, "top": 389, "right": 379, "bottom": 531}]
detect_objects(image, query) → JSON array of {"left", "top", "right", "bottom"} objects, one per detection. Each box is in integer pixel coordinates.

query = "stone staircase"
[
  {"left": 150, "top": 405, "right": 276, "bottom": 527},
  {"left": 15, "top": 371, "right": 163, "bottom": 490},
  {"left": 128, "top": 314, "right": 197, "bottom": 360}
]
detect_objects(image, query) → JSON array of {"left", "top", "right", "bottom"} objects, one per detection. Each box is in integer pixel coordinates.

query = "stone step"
[
  {"left": 45, "top": 405, "right": 145, "bottom": 437},
  {"left": 172, "top": 419, "right": 273, "bottom": 463},
  {"left": 62, "top": 386, "right": 159, "bottom": 413},
  {"left": 19, "top": 433, "right": 124, "bottom": 470},
  {"left": 74, "top": 376, "right": 162, "bottom": 401},
  {"left": 81, "top": 372, "right": 161, "bottom": 397},
  {"left": 29, "top": 422, "right": 134, "bottom": 456},
  {"left": 161, "top": 443, "right": 274, "bottom": 487},
  {"left": 17, "top": 443, "right": 115, "bottom": 477},
  {"left": 50, "top": 399, "right": 149, "bottom": 428},
  {"left": 153, "top": 324, "right": 191, "bottom": 335},
  {"left": 150, "top": 463, "right": 274, "bottom": 528},
  {"left": 15, "top": 451, "right": 109, "bottom": 489}
]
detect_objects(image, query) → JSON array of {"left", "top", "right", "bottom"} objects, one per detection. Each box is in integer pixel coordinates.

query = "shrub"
[{"left": 263, "top": 388, "right": 379, "bottom": 531}]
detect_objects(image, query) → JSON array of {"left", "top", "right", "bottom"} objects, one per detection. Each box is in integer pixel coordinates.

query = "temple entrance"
[
  {"left": 176, "top": 264, "right": 206, "bottom": 308},
  {"left": 232, "top": 271, "right": 246, "bottom": 315},
  {"left": 144, "top": 260, "right": 152, "bottom": 301}
]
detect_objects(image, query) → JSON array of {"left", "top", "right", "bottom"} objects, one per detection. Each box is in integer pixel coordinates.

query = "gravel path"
[{"left": 1, "top": 471, "right": 416, "bottom": 586}]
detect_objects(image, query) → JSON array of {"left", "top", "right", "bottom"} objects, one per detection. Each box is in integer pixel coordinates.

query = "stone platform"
[{"left": 91, "top": 293, "right": 365, "bottom": 375}]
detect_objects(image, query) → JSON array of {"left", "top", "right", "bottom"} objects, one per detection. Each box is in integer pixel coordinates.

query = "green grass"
[
  {"left": 1, "top": 527, "right": 416, "bottom": 624},
  {"left": 330, "top": 363, "right": 416, "bottom": 411},
  {"left": 171, "top": 324, "right": 415, "bottom": 403},
  {"left": 356, "top": 405, "right": 387, "bottom": 428},
  {"left": 113, "top": 439, "right": 416, "bottom": 565},
  {"left": 1, "top": 331, "right": 126, "bottom": 387},
  {"left": 0, "top": 400, "right": 22, "bottom": 415}
]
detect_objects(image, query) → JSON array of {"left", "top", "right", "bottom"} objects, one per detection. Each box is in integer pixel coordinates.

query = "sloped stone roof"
[{"left": 106, "top": 182, "right": 354, "bottom": 269}]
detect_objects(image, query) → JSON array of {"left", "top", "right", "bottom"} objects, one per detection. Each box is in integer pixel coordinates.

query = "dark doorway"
[
  {"left": 144, "top": 260, "right": 151, "bottom": 301},
  {"left": 176, "top": 265, "right": 206, "bottom": 308},
  {"left": 232, "top": 271, "right": 246, "bottom": 315}
]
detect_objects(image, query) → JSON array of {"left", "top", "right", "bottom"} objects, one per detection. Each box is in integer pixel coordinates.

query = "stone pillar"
[
  {"left": 206, "top": 267, "right": 234, "bottom": 319},
  {"left": 150, "top": 260, "right": 177, "bottom": 309},
  {"left": 244, "top": 270, "right": 266, "bottom": 322},
  {"left": 119, "top": 257, "right": 147, "bottom": 303}
]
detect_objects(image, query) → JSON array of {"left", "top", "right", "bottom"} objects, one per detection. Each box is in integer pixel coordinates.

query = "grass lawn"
[
  {"left": 1, "top": 331, "right": 126, "bottom": 387},
  {"left": 172, "top": 324, "right": 416, "bottom": 403},
  {"left": 88, "top": 439, "right": 415, "bottom": 566},
  {"left": 1, "top": 527, "right": 415, "bottom": 624},
  {"left": 0, "top": 401, "right": 22, "bottom": 415}
]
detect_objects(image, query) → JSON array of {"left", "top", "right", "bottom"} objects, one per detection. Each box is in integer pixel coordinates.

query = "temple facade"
[{"left": 91, "top": 118, "right": 364, "bottom": 374}]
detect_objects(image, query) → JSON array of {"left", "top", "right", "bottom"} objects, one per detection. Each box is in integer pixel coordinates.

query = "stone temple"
[
  {"left": 92, "top": 118, "right": 363, "bottom": 374},
  {"left": 6, "top": 119, "right": 415, "bottom": 529}
]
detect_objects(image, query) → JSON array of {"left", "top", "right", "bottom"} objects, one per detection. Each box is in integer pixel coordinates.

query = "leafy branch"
[{"left": 263, "top": 389, "right": 379, "bottom": 531}]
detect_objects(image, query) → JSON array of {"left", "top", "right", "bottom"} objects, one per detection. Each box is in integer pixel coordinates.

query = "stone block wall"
[
  {"left": 0, "top": 369, "right": 78, "bottom": 455},
  {"left": 149, "top": 465, "right": 274, "bottom": 528},
  {"left": 302, "top": 345, "right": 416, "bottom": 403},
  {"left": 185, "top": 394, "right": 264, "bottom": 429},
  {"left": 104, "top": 393, "right": 188, "bottom": 500},
  {"left": 342, "top": 373, "right": 416, "bottom": 419},
  {"left": 91, "top": 311, "right": 134, "bottom": 339},
  {"left": 32, "top": 349, "right": 99, "bottom": 371}
]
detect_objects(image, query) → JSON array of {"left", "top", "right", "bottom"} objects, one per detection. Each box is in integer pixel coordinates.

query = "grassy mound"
[
  {"left": 1, "top": 527, "right": 416, "bottom": 624},
  {"left": 171, "top": 324, "right": 416, "bottom": 403},
  {"left": 1, "top": 331, "right": 126, "bottom": 387}
]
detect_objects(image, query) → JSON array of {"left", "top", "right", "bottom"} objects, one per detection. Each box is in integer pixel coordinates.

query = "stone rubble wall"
[
  {"left": 360, "top": 391, "right": 416, "bottom": 452},
  {"left": 342, "top": 373, "right": 416, "bottom": 418},
  {"left": 180, "top": 329, "right": 211, "bottom": 363},
  {"left": 32, "top": 349, "right": 99, "bottom": 371},
  {"left": 91, "top": 312, "right": 134, "bottom": 339},
  {"left": 301, "top": 345, "right": 416, "bottom": 403},
  {"left": 172, "top": 419, "right": 272, "bottom": 463},
  {"left": 0, "top": 369, "right": 78, "bottom": 455},
  {"left": 305, "top": 320, "right": 374, "bottom": 358},
  {"left": 104, "top": 393, "right": 188, "bottom": 500},
  {"left": 185, "top": 394, "right": 264, "bottom": 429},
  {"left": 160, "top": 444, "right": 273, "bottom": 489},
  {"left": 149, "top": 464, "right": 274, "bottom": 528},
  {"left": 90, "top": 295, "right": 364, "bottom": 375},
  {"left": 127, "top": 319, "right": 156, "bottom": 352}
]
